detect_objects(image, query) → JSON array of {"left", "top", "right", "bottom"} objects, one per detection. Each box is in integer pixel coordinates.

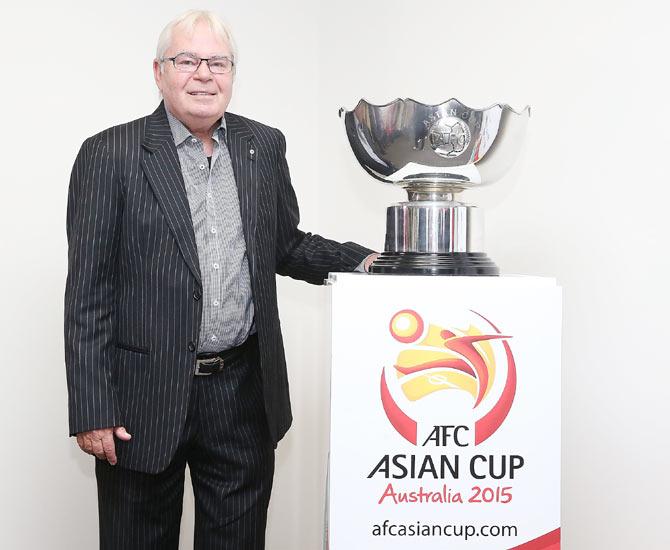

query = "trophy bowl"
[{"left": 340, "top": 98, "right": 530, "bottom": 275}]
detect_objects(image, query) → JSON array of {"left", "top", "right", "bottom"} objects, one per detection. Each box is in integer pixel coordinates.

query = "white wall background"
[{"left": 1, "top": 0, "right": 668, "bottom": 548}]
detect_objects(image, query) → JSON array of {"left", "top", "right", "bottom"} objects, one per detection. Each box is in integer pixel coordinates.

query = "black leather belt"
[{"left": 194, "top": 334, "right": 256, "bottom": 376}]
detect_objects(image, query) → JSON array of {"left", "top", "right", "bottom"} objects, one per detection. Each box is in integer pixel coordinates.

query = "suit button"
[
  {"left": 188, "top": 342, "right": 196, "bottom": 352},
  {"left": 193, "top": 289, "right": 202, "bottom": 301}
]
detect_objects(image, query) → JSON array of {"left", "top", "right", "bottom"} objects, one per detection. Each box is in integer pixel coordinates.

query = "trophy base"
[{"left": 369, "top": 252, "right": 499, "bottom": 276}]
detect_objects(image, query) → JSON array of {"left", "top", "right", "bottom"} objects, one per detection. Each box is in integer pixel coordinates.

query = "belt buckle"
[{"left": 194, "top": 356, "right": 224, "bottom": 376}]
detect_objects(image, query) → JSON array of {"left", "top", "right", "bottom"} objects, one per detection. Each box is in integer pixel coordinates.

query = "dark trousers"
[{"left": 96, "top": 338, "right": 275, "bottom": 550}]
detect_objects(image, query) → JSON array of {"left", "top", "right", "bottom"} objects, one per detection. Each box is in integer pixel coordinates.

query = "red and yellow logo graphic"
[{"left": 381, "top": 309, "right": 517, "bottom": 446}]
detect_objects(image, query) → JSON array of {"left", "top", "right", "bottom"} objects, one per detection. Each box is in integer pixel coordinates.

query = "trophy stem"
[
  {"left": 404, "top": 181, "right": 465, "bottom": 203},
  {"left": 406, "top": 190, "right": 457, "bottom": 202}
]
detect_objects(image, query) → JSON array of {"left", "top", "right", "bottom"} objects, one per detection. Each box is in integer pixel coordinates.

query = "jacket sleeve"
[
  {"left": 64, "top": 136, "right": 122, "bottom": 435},
  {"left": 273, "top": 129, "right": 374, "bottom": 284}
]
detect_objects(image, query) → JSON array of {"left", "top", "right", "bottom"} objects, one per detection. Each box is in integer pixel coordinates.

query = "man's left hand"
[{"left": 363, "top": 253, "right": 381, "bottom": 272}]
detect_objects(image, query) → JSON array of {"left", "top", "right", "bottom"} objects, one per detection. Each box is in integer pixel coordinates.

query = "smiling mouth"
[{"left": 188, "top": 91, "right": 216, "bottom": 96}]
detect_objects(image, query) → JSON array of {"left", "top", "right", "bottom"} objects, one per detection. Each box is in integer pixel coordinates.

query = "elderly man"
[{"left": 65, "top": 9, "right": 376, "bottom": 549}]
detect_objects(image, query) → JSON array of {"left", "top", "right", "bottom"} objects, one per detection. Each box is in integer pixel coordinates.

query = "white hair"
[{"left": 155, "top": 10, "right": 237, "bottom": 72}]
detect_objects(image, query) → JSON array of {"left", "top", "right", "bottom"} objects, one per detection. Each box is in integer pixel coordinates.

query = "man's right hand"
[{"left": 76, "top": 426, "right": 132, "bottom": 466}]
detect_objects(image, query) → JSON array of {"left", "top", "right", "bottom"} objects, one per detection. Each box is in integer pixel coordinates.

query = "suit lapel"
[
  {"left": 225, "top": 112, "right": 258, "bottom": 276},
  {"left": 141, "top": 103, "right": 202, "bottom": 286}
]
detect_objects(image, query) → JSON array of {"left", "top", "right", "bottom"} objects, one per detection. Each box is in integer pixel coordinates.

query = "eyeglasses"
[{"left": 161, "top": 52, "right": 235, "bottom": 74}]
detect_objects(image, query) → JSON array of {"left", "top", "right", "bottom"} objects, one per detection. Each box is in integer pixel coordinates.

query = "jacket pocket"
[{"left": 115, "top": 341, "right": 149, "bottom": 355}]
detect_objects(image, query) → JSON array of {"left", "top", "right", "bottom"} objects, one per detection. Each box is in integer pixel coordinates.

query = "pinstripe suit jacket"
[{"left": 65, "top": 102, "right": 372, "bottom": 473}]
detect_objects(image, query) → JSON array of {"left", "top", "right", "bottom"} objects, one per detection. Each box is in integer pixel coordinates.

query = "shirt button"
[
  {"left": 210, "top": 335, "right": 218, "bottom": 342},
  {"left": 188, "top": 341, "right": 196, "bottom": 352},
  {"left": 211, "top": 227, "right": 217, "bottom": 234},
  {"left": 199, "top": 164, "right": 206, "bottom": 170},
  {"left": 213, "top": 262, "right": 220, "bottom": 270},
  {"left": 191, "top": 138, "right": 197, "bottom": 144},
  {"left": 213, "top": 299, "right": 220, "bottom": 306},
  {"left": 207, "top": 192, "right": 213, "bottom": 199}
]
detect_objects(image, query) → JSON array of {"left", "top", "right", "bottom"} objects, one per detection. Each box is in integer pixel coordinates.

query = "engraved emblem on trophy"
[{"left": 340, "top": 99, "right": 530, "bottom": 275}]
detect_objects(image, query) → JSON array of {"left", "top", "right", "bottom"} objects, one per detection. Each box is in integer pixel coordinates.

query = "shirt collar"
[{"left": 165, "top": 107, "right": 227, "bottom": 146}]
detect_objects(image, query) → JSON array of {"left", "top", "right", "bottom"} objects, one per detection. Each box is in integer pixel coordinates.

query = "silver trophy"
[{"left": 340, "top": 98, "right": 530, "bottom": 275}]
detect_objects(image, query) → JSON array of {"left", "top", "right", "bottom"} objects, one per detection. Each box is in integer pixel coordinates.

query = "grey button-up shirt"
[{"left": 166, "top": 109, "right": 254, "bottom": 352}]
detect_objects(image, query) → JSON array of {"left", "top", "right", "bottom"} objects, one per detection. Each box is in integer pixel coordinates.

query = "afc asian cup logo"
[
  {"left": 380, "top": 309, "right": 517, "bottom": 446},
  {"left": 428, "top": 116, "right": 471, "bottom": 158}
]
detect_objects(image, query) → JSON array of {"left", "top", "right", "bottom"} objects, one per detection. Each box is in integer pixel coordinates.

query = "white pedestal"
[{"left": 326, "top": 274, "right": 561, "bottom": 550}]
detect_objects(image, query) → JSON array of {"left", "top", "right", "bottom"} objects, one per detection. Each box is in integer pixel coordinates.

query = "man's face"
[{"left": 153, "top": 21, "right": 233, "bottom": 126}]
